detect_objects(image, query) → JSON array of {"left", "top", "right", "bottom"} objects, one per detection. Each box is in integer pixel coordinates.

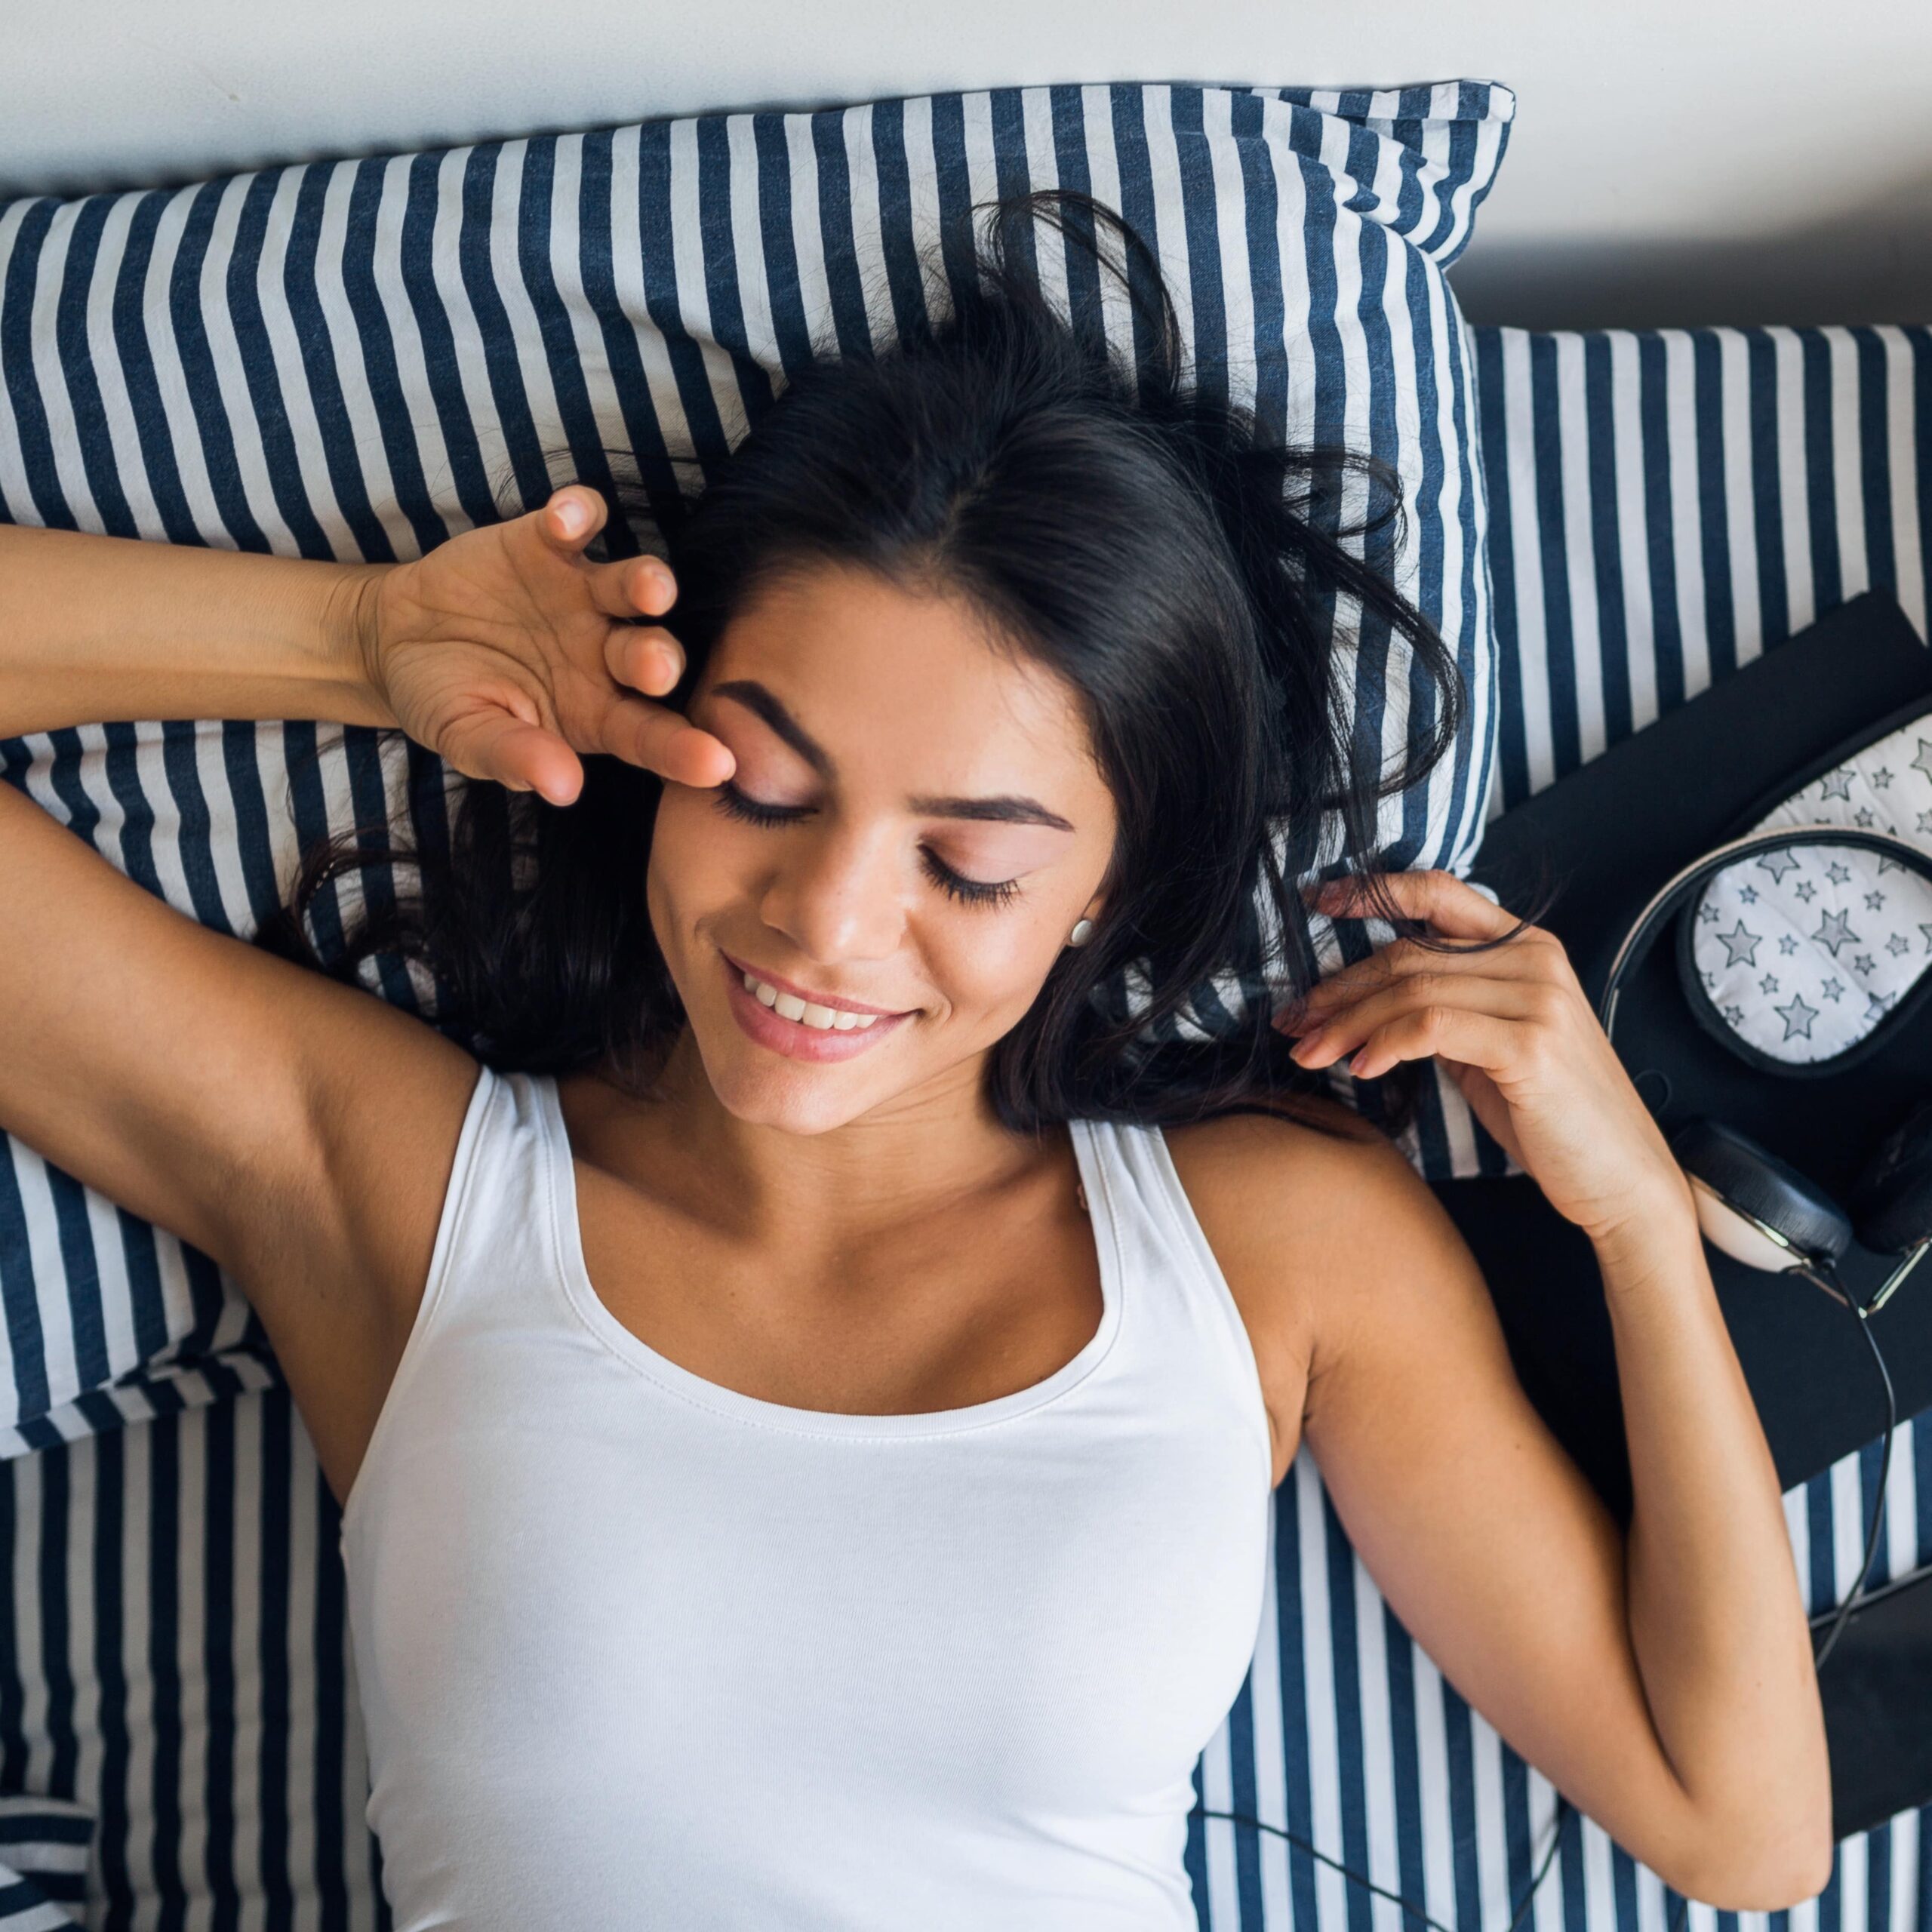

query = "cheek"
[
  {"left": 645, "top": 791, "right": 747, "bottom": 944},
  {"left": 914, "top": 905, "right": 1070, "bottom": 1023}
]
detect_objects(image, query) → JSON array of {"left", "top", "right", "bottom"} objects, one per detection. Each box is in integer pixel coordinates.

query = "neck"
[{"left": 575, "top": 1027, "right": 1054, "bottom": 1248}]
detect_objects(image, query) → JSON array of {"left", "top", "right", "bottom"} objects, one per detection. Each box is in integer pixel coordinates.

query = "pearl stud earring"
[{"left": 1067, "top": 917, "right": 1096, "bottom": 948}]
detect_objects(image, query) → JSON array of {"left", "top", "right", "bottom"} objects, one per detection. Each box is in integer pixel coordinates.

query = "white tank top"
[{"left": 340, "top": 1066, "right": 1275, "bottom": 1930}]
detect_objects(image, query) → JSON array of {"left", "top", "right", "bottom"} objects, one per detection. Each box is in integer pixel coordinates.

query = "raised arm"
[
  {"left": 1, "top": 521, "right": 389, "bottom": 739},
  {"left": 0, "top": 489, "right": 732, "bottom": 1500},
  {"left": 0, "top": 491, "right": 732, "bottom": 796}
]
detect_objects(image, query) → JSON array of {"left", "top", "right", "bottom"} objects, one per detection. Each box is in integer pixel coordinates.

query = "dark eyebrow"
[
  {"left": 711, "top": 678, "right": 1076, "bottom": 832},
  {"left": 904, "top": 793, "right": 1075, "bottom": 832},
  {"left": 713, "top": 680, "right": 831, "bottom": 776}
]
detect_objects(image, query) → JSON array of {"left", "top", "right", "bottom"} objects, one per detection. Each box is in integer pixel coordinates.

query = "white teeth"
[{"left": 741, "top": 968, "right": 887, "bottom": 1032}]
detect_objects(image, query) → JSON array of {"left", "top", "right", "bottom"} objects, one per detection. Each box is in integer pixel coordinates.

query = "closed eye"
[
  {"left": 711, "top": 783, "right": 1023, "bottom": 909},
  {"left": 712, "top": 780, "right": 808, "bottom": 829},
  {"left": 919, "top": 851, "right": 1022, "bottom": 909}
]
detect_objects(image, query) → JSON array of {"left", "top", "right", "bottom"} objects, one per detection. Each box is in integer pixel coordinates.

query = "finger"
[
  {"left": 533, "top": 485, "right": 610, "bottom": 558},
  {"left": 441, "top": 709, "right": 586, "bottom": 807},
  {"left": 596, "top": 697, "right": 737, "bottom": 788},
  {"left": 1441, "top": 1062, "right": 1527, "bottom": 1168},
  {"left": 1309, "top": 867, "right": 1520, "bottom": 943},
  {"left": 1282, "top": 926, "right": 1549, "bottom": 1029},
  {"left": 1339, "top": 1003, "right": 1526, "bottom": 1083},
  {"left": 586, "top": 552, "right": 677, "bottom": 623},
  {"left": 603, "top": 623, "right": 687, "bottom": 697},
  {"left": 1289, "top": 975, "right": 1537, "bottom": 1071}
]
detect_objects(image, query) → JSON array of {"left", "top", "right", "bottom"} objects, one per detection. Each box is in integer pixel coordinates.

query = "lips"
[
  {"left": 720, "top": 951, "right": 908, "bottom": 1019},
  {"left": 718, "top": 950, "right": 914, "bottom": 1063}
]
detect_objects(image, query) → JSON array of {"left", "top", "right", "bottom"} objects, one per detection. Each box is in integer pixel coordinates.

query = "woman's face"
[{"left": 647, "top": 563, "right": 1118, "bottom": 1136}]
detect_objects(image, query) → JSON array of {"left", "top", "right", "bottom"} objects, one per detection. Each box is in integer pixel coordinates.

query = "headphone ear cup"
[
  {"left": 1671, "top": 1119, "right": 1854, "bottom": 1273},
  {"left": 1849, "top": 1097, "right": 1932, "bottom": 1256}
]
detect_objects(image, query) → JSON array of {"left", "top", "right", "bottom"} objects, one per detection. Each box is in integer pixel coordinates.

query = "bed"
[{"left": 0, "top": 84, "right": 1927, "bottom": 1932}]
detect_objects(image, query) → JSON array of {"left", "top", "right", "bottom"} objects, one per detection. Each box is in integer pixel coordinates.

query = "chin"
[{"left": 694, "top": 1035, "right": 887, "bottom": 1137}]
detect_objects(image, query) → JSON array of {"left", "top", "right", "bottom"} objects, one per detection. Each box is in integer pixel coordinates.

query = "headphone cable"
[
  {"left": 1804, "top": 1275, "right": 1897, "bottom": 1672},
  {"left": 1189, "top": 1791, "right": 1570, "bottom": 1932}
]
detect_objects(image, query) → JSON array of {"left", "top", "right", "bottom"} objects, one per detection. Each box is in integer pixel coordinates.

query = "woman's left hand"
[{"left": 1277, "top": 869, "right": 1693, "bottom": 1248}]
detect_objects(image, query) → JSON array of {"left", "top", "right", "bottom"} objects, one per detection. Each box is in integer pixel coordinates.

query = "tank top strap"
[
  {"left": 405, "top": 1063, "right": 577, "bottom": 1338},
  {"left": 1072, "top": 1115, "right": 1275, "bottom": 1490},
  {"left": 341, "top": 1063, "right": 573, "bottom": 1537}
]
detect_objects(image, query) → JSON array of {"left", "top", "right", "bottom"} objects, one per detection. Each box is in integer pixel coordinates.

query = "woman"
[{"left": 0, "top": 196, "right": 1828, "bottom": 1927}]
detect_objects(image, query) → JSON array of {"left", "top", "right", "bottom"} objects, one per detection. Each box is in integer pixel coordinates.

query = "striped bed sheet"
[{"left": 0, "top": 318, "right": 1927, "bottom": 1929}]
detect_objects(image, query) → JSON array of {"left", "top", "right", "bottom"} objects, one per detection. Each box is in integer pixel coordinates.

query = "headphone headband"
[{"left": 1596, "top": 825, "right": 1932, "bottom": 1047}]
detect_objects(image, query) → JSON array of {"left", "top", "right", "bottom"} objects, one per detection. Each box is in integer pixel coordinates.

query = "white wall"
[{"left": 5, "top": 0, "right": 1930, "bottom": 328}]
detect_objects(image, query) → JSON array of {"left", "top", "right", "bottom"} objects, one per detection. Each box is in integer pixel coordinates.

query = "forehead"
[{"left": 695, "top": 564, "right": 1102, "bottom": 785}]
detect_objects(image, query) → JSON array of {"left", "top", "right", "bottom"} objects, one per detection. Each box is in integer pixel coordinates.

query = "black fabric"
[
  {"left": 1444, "top": 591, "right": 1932, "bottom": 1512},
  {"left": 1849, "top": 1098, "right": 1932, "bottom": 1257},
  {"left": 1819, "top": 1565, "right": 1932, "bottom": 1838},
  {"left": 1671, "top": 1120, "right": 1855, "bottom": 1265}
]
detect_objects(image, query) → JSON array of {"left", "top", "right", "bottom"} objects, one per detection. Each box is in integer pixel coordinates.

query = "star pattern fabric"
[{"left": 1690, "top": 715, "right": 1932, "bottom": 1064}]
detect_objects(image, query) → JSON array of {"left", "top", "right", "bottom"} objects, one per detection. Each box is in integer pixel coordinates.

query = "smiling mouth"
[
  {"left": 718, "top": 949, "right": 915, "bottom": 1062},
  {"left": 740, "top": 968, "right": 880, "bottom": 1032},
  {"left": 719, "top": 950, "right": 910, "bottom": 1027}
]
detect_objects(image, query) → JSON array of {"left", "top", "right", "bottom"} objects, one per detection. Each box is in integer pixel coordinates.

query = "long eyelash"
[
  {"left": 921, "top": 850, "right": 1023, "bottom": 909},
  {"left": 712, "top": 782, "right": 811, "bottom": 829},
  {"left": 712, "top": 783, "right": 1021, "bottom": 908}
]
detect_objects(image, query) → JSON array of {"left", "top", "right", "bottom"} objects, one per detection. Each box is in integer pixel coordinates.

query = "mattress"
[{"left": 1, "top": 321, "right": 1927, "bottom": 1929}]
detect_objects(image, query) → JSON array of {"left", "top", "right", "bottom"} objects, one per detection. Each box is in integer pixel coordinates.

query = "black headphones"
[{"left": 1598, "top": 823, "right": 1932, "bottom": 1665}]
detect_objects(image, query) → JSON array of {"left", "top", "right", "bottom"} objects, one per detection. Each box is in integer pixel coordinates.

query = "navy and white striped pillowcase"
[
  {"left": 0, "top": 81, "right": 1512, "bottom": 1441},
  {"left": 0, "top": 84, "right": 1508, "bottom": 941}
]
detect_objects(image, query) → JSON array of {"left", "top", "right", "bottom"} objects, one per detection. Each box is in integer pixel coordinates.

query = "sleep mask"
[{"left": 1681, "top": 710, "right": 1932, "bottom": 1074}]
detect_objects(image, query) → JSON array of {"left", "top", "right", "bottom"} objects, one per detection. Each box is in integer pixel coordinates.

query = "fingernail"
[{"left": 556, "top": 498, "right": 586, "bottom": 536}]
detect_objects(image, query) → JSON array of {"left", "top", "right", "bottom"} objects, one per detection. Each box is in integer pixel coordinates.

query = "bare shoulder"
[
  {"left": 1164, "top": 1094, "right": 1443, "bottom": 1295},
  {"left": 1164, "top": 1097, "right": 1461, "bottom": 1478}
]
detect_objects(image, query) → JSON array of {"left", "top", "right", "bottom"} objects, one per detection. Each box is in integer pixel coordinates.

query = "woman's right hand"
[{"left": 345, "top": 484, "right": 736, "bottom": 806}]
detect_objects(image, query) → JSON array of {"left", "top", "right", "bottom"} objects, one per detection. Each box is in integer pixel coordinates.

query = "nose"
[{"left": 757, "top": 817, "right": 908, "bottom": 970}]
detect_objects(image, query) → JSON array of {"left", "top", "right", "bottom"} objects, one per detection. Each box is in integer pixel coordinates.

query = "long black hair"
[{"left": 264, "top": 191, "right": 1470, "bottom": 1135}]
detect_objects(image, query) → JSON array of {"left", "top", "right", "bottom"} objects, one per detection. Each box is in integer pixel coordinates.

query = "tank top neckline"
[{"left": 537, "top": 1075, "right": 1128, "bottom": 1440}]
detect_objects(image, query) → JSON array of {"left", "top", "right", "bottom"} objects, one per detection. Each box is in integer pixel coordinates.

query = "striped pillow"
[
  {"left": 0, "top": 81, "right": 1512, "bottom": 1445},
  {"left": 0, "top": 1795, "right": 91, "bottom": 1928}
]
